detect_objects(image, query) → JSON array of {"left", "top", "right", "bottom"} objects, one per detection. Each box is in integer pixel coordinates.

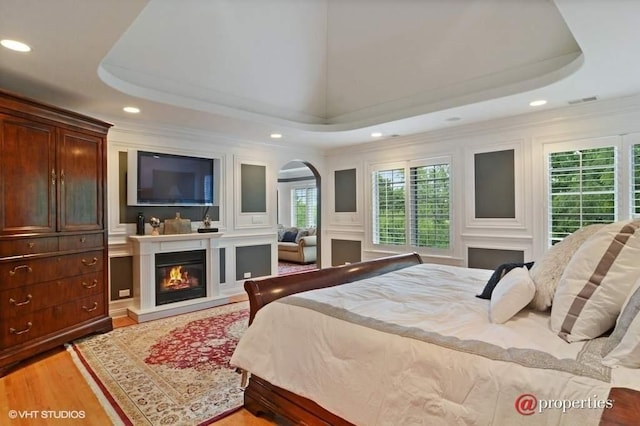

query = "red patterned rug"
[
  {"left": 68, "top": 302, "right": 249, "bottom": 425},
  {"left": 278, "top": 261, "right": 317, "bottom": 275}
]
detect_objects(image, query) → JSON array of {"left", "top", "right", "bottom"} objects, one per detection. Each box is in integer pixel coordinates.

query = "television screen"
[{"left": 132, "top": 151, "right": 214, "bottom": 205}]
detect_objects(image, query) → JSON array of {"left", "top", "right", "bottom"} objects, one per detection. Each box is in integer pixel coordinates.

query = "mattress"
[{"left": 231, "top": 263, "right": 640, "bottom": 425}]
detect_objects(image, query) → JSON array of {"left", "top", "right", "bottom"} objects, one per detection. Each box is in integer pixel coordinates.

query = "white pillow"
[
  {"left": 551, "top": 219, "right": 640, "bottom": 342},
  {"left": 529, "top": 224, "right": 605, "bottom": 311},
  {"left": 602, "top": 277, "right": 640, "bottom": 367},
  {"left": 490, "top": 267, "right": 535, "bottom": 324}
]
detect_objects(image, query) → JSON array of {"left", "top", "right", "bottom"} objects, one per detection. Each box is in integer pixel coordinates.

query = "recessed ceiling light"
[
  {"left": 270, "top": 133, "right": 283, "bottom": 139},
  {"left": 123, "top": 106, "right": 140, "bottom": 114},
  {"left": 1, "top": 39, "right": 31, "bottom": 52},
  {"left": 371, "top": 132, "right": 383, "bottom": 138},
  {"left": 529, "top": 100, "right": 547, "bottom": 107}
]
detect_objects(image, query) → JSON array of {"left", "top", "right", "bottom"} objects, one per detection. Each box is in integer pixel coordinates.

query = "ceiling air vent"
[{"left": 568, "top": 96, "right": 598, "bottom": 105}]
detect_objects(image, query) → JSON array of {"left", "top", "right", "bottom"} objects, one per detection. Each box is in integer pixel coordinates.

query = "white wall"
[
  {"left": 107, "top": 122, "right": 325, "bottom": 303},
  {"left": 323, "top": 94, "right": 640, "bottom": 266}
]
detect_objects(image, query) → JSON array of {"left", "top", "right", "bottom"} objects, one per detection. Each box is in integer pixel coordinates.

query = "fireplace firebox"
[{"left": 155, "top": 250, "right": 206, "bottom": 306}]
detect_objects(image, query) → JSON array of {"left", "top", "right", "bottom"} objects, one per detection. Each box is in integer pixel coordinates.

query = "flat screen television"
[{"left": 127, "top": 150, "right": 214, "bottom": 206}]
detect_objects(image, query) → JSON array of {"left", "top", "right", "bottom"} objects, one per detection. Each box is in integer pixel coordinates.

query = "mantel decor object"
[
  {"left": 149, "top": 217, "right": 161, "bottom": 236},
  {"left": 164, "top": 212, "right": 192, "bottom": 235}
]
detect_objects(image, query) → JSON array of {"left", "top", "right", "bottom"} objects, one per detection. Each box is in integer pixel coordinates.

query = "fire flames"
[{"left": 161, "top": 265, "right": 198, "bottom": 290}]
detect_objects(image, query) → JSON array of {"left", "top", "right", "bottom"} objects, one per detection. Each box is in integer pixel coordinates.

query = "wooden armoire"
[{"left": 0, "top": 89, "right": 113, "bottom": 376}]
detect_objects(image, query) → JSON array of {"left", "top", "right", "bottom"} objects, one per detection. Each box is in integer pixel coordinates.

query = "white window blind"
[
  {"left": 292, "top": 186, "right": 317, "bottom": 228},
  {"left": 372, "top": 168, "right": 406, "bottom": 245},
  {"left": 634, "top": 143, "right": 640, "bottom": 215},
  {"left": 548, "top": 146, "right": 616, "bottom": 244},
  {"left": 410, "top": 164, "right": 450, "bottom": 248},
  {"left": 371, "top": 160, "right": 451, "bottom": 250}
]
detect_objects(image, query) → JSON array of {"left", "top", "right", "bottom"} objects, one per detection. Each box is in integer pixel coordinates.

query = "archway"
[{"left": 277, "top": 160, "right": 321, "bottom": 272}]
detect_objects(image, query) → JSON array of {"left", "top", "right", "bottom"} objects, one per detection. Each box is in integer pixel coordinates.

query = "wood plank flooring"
[{"left": 0, "top": 312, "right": 274, "bottom": 425}]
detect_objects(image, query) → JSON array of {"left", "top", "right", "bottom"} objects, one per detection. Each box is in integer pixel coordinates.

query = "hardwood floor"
[{"left": 0, "top": 311, "right": 274, "bottom": 425}]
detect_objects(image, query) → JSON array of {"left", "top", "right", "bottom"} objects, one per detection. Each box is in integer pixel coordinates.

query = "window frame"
[
  {"left": 290, "top": 183, "right": 317, "bottom": 228},
  {"left": 628, "top": 135, "right": 640, "bottom": 218},
  {"left": 368, "top": 156, "right": 453, "bottom": 256},
  {"left": 542, "top": 135, "right": 628, "bottom": 247}
]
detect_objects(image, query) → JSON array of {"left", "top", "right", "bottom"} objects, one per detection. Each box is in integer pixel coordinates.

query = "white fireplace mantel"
[{"left": 128, "top": 232, "right": 226, "bottom": 322}]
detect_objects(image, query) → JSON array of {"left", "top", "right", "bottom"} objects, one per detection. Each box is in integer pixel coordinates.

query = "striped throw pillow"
[
  {"left": 602, "top": 277, "right": 640, "bottom": 367},
  {"left": 550, "top": 220, "right": 640, "bottom": 342}
]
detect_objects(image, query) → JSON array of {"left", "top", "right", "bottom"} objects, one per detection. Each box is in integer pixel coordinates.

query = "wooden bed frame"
[{"left": 241, "top": 253, "right": 640, "bottom": 425}]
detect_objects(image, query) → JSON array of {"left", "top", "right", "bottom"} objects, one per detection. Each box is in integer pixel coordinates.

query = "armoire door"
[
  {"left": 0, "top": 116, "right": 56, "bottom": 234},
  {"left": 57, "top": 128, "right": 104, "bottom": 232}
]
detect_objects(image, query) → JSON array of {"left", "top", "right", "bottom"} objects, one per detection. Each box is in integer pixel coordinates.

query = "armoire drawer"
[
  {"left": 0, "top": 271, "right": 104, "bottom": 319},
  {"left": 0, "top": 294, "right": 106, "bottom": 349},
  {"left": 0, "top": 250, "right": 103, "bottom": 290},
  {"left": 59, "top": 233, "right": 104, "bottom": 251},
  {"left": 0, "top": 237, "right": 59, "bottom": 258}
]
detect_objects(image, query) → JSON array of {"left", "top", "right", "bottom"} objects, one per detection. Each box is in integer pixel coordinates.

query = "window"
[
  {"left": 371, "top": 159, "right": 451, "bottom": 250},
  {"left": 410, "top": 164, "right": 450, "bottom": 248},
  {"left": 292, "top": 186, "right": 317, "bottom": 228},
  {"left": 372, "top": 168, "right": 406, "bottom": 245},
  {"left": 634, "top": 143, "right": 640, "bottom": 215},
  {"left": 548, "top": 146, "right": 616, "bottom": 244}
]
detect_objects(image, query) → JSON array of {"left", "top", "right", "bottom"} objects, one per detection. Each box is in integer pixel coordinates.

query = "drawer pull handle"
[
  {"left": 80, "top": 237, "right": 86, "bottom": 243},
  {"left": 9, "top": 294, "right": 33, "bottom": 306},
  {"left": 9, "top": 265, "right": 33, "bottom": 276},
  {"left": 10, "top": 322, "right": 33, "bottom": 335},
  {"left": 81, "top": 257, "right": 98, "bottom": 267},
  {"left": 82, "top": 302, "right": 98, "bottom": 312},
  {"left": 82, "top": 280, "right": 98, "bottom": 289},
  {"left": 28, "top": 242, "right": 35, "bottom": 248}
]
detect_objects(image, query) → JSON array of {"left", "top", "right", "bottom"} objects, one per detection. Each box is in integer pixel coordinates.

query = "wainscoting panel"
[
  {"left": 467, "top": 247, "right": 524, "bottom": 270},
  {"left": 334, "top": 168, "right": 357, "bottom": 213},
  {"left": 331, "top": 239, "right": 362, "bottom": 266},
  {"left": 110, "top": 256, "right": 133, "bottom": 301},
  {"left": 474, "top": 149, "right": 515, "bottom": 219},
  {"left": 236, "top": 244, "right": 271, "bottom": 280}
]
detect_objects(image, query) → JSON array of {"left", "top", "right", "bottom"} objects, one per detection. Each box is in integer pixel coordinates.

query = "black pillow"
[
  {"left": 476, "top": 261, "right": 534, "bottom": 300},
  {"left": 282, "top": 231, "right": 297, "bottom": 243}
]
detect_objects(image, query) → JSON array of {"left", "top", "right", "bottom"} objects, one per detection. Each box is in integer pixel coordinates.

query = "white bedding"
[{"left": 231, "top": 263, "right": 640, "bottom": 425}]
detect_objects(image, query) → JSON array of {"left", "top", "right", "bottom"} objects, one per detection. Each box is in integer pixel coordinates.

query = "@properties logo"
[{"left": 515, "top": 393, "right": 538, "bottom": 415}]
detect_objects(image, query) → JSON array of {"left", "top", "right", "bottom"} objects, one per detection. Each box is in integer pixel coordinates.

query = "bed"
[{"left": 231, "top": 247, "right": 640, "bottom": 425}]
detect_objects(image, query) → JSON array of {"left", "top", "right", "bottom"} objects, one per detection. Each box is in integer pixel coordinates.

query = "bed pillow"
[
  {"left": 601, "top": 277, "right": 640, "bottom": 367},
  {"left": 281, "top": 230, "right": 298, "bottom": 243},
  {"left": 489, "top": 266, "right": 535, "bottom": 324},
  {"left": 550, "top": 219, "right": 640, "bottom": 342},
  {"left": 295, "top": 228, "right": 310, "bottom": 243},
  {"left": 476, "top": 262, "right": 534, "bottom": 300},
  {"left": 529, "top": 224, "right": 605, "bottom": 311}
]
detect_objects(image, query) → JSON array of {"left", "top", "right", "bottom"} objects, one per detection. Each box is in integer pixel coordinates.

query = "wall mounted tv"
[{"left": 127, "top": 150, "right": 215, "bottom": 206}]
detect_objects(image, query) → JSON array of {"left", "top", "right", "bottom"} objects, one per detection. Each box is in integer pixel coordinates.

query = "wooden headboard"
[{"left": 243, "top": 252, "right": 423, "bottom": 325}]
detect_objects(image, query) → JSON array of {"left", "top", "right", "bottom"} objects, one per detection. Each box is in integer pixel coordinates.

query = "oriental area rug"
[
  {"left": 68, "top": 302, "right": 249, "bottom": 426},
  {"left": 278, "top": 261, "right": 317, "bottom": 275}
]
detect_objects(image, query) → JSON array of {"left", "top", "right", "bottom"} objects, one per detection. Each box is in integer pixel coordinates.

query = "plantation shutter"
[
  {"left": 372, "top": 168, "right": 406, "bottom": 245},
  {"left": 548, "top": 146, "right": 616, "bottom": 244},
  {"left": 292, "top": 186, "right": 317, "bottom": 228},
  {"left": 410, "top": 164, "right": 450, "bottom": 248},
  {"left": 634, "top": 144, "right": 640, "bottom": 215}
]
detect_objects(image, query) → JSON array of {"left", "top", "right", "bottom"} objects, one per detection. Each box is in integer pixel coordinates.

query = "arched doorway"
[{"left": 277, "top": 160, "right": 321, "bottom": 273}]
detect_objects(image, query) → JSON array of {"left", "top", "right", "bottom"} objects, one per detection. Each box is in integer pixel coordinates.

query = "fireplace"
[{"left": 155, "top": 250, "right": 206, "bottom": 306}]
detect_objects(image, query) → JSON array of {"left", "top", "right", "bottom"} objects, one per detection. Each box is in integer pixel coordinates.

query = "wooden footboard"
[{"left": 240, "top": 253, "right": 640, "bottom": 424}]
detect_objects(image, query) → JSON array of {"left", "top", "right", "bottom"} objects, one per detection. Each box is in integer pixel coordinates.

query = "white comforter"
[{"left": 231, "top": 263, "right": 640, "bottom": 425}]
